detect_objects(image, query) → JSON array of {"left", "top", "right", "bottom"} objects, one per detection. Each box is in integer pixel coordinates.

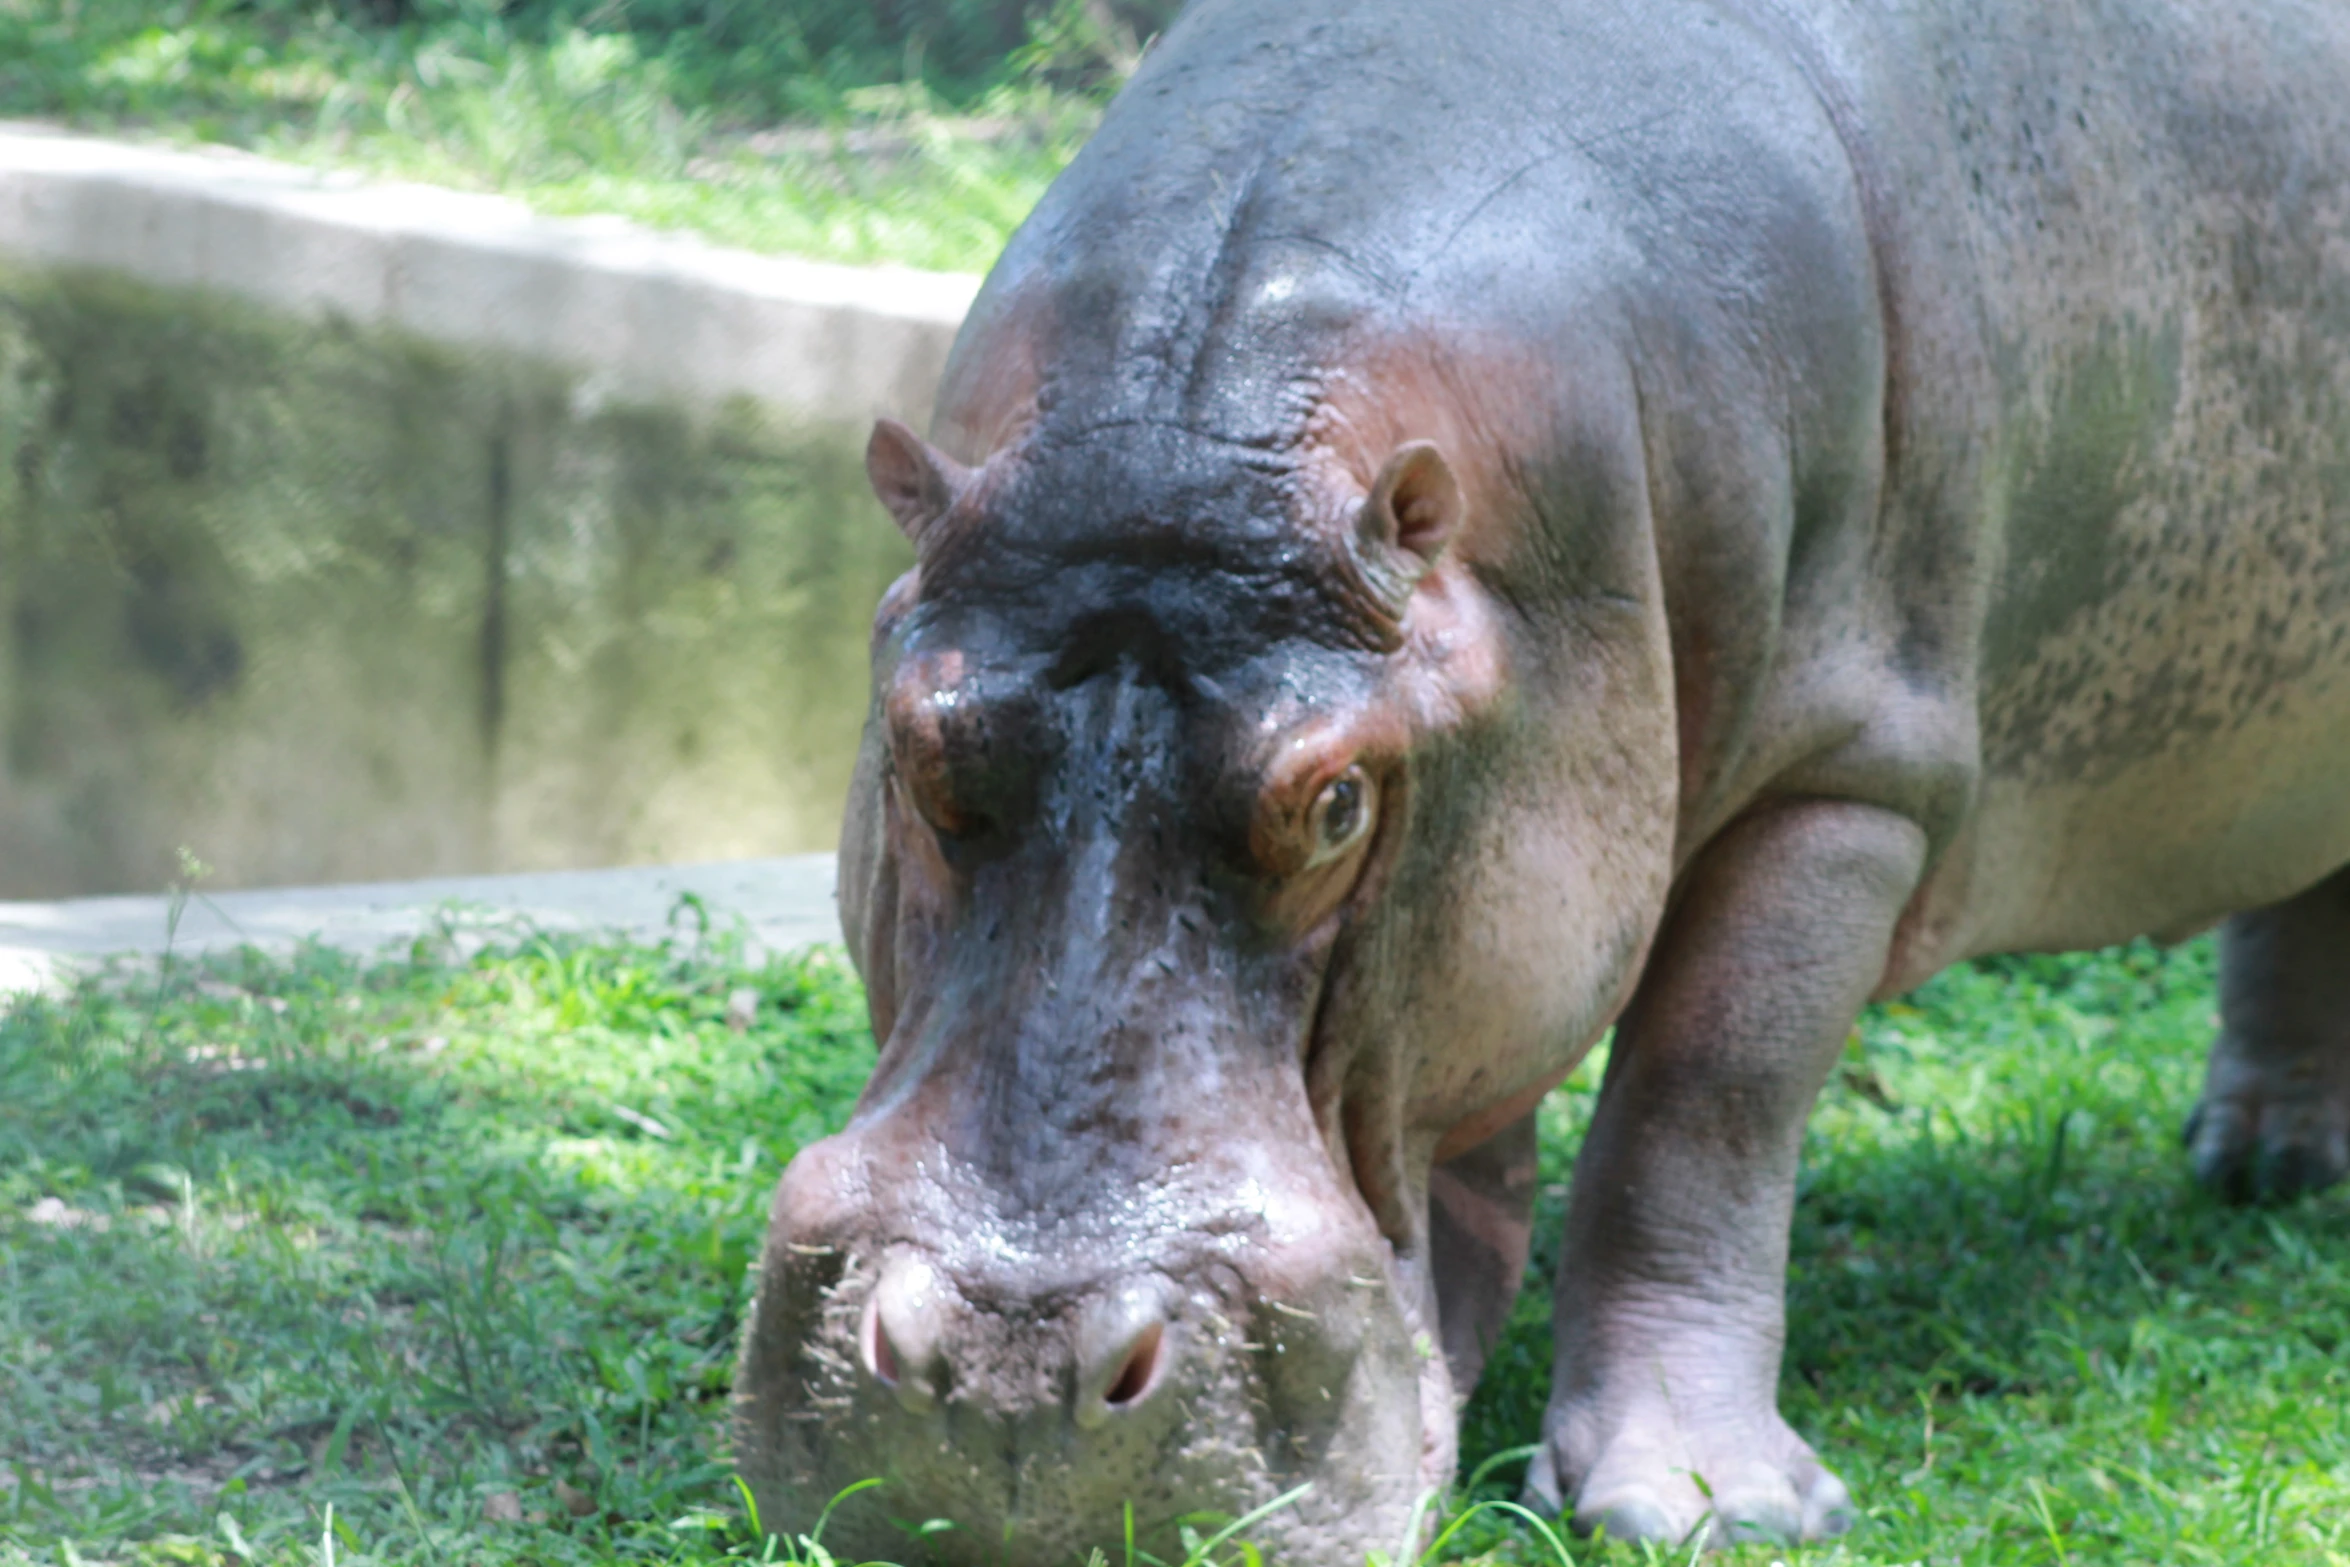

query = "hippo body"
[{"left": 738, "top": 0, "right": 2350, "bottom": 1556}]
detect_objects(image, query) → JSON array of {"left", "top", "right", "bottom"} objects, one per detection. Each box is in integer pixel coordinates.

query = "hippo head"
[{"left": 735, "top": 389, "right": 1674, "bottom": 1562}]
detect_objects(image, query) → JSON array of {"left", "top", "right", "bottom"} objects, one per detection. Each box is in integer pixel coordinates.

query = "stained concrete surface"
[
  {"left": 0, "top": 265, "right": 910, "bottom": 897},
  {"left": 0, "top": 126, "right": 971, "bottom": 899}
]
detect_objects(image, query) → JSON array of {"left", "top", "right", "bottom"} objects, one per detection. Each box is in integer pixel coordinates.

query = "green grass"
[
  {"left": 0, "top": 1, "right": 1130, "bottom": 271},
  {"left": 1452, "top": 943, "right": 2350, "bottom": 1564},
  {"left": 0, "top": 916, "right": 875, "bottom": 1566},
  {"left": 2, "top": 919, "right": 2346, "bottom": 1565}
]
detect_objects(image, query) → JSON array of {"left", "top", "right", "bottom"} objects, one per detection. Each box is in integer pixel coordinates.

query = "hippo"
[{"left": 733, "top": 0, "right": 2350, "bottom": 1555}]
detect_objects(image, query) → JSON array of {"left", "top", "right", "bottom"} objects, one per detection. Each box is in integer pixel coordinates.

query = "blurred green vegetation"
[
  {"left": 3, "top": 924, "right": 2346, "bottom": 1564},
  {"left": 0, "top": 0, "right": 1175, "bottom": 269}
]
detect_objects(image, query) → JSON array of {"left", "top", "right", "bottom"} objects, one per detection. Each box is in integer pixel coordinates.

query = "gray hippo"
[{"left": 734, "top": 0, "right": 2350, "bottom": 1556}]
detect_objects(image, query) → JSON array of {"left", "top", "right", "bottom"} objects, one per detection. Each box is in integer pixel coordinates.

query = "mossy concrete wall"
[{"left": 0, "top": 265, "right": 915, "bottom": 897}]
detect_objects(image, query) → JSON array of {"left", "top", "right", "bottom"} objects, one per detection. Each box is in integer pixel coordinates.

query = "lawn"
[
  {"left": 2, "top": 909, "right": 2345, "bottom": 1566},
  {"left": 0, "top": 0, "right": 1151, "bottom": 272}
]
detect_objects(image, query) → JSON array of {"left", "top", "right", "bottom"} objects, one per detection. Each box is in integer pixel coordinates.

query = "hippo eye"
[
  {"left": 887, "top": 680, "right": 987, "bottom": 840},
  {"left": 898, "top": 763, "right": 971, "bottom": 838},
  {"left": 1304, "top": 767, "right": 1375, "bottom": 867}
]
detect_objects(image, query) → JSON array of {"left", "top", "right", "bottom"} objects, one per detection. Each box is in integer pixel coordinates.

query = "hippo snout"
[
  {"left": 735, "top": 1123, "right": 1438, "bottom": 1564},
  {"left": 859, "top": 1254, "right": 1172, "bottom": 1428}
]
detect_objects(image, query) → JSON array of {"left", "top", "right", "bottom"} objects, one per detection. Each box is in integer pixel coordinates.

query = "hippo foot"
[
  {"left": 1524, "top": 1401, "right": 1854, "bottom": 1548},
  {"left": 2187, "top": 869, "right": 2350, "bottom": 1205},
  {"left": 2184, "top": 1070, "right": 2350, "bottom": 1203}
]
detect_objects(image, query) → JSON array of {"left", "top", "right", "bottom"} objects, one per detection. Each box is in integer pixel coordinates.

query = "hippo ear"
[
  {"left": 867, "top": 418, "right": 973, "bottom": 545},
  {"left": 1350, "top": 440, "right": 1463, "bottom": 607}
]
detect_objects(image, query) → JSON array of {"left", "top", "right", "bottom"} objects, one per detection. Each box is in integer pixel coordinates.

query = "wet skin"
[{"left": 734, "top": 0, "right": 2350, "bottom": 1556}]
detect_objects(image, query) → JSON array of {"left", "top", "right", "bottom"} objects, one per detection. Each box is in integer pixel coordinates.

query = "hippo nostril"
[
  {"left": 1103, "top": 1320, "right": 1163, "bottom": 1407},
  {"left": 1074, "top": 1287, "right": 1172, "bottom": 1429},
  {"left": 866, "top": 1257, "right": 948, "bottom": 1415},
  {"left": 862, "top": 1294, "right": 901, "bottom": 1388}
]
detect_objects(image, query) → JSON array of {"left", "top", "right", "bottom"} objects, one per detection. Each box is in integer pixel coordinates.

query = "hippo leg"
[
  {"left": 1527, "top": 801, "right": 1926, "bottom": 1547},
  {"left": 2186, "top": 863, "right": 2350, "bottom": 1202},
  {"left": 1428, "top": 1110, "right": 1540, "bottom": 1399}
]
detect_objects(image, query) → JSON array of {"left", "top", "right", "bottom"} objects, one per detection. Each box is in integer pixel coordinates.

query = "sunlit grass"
[
  {"left": 2, "top": 921, "right": 2346, "bottom": 1564},
  {"left": 0, "top": 1, "right": 1107, "bottom": 271}
]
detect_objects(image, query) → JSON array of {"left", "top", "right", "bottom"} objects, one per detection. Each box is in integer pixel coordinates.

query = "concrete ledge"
[
  {"left": 0, "top": 126, "right": 973, "bottom": 896},
  {"left": 0, "top": 122, "right": 980, "bottom": 419},
  {"left": 0, "top": 854, "right": 841, "bottom": 992}
]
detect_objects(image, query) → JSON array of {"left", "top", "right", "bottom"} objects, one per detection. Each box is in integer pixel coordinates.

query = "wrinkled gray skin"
[{"left": 735, "top": 0, "right": 2350, "bottom": 1556}]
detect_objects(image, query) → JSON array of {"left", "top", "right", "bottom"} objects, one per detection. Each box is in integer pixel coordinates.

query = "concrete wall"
[{"left": 0, "top": 126, "right": 978, "bottom": 897}]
